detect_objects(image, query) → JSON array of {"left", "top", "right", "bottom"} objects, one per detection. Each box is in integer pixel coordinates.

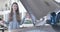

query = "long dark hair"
[{"left": 9, "top": 2, "right": 21, "bottom": 21}]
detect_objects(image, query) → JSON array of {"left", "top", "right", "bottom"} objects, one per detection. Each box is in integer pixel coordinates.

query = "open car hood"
[{"left": 20, "top": 0, "right": 59, "bottom": 20}]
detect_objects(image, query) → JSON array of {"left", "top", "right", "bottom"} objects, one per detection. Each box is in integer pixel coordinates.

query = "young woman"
[{"left": 8, "top": 2, "right": 21, "bottom": 32}]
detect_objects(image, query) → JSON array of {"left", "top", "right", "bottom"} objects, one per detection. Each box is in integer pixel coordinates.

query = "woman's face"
[{"left": 12, "top": 4, "right": 18, "bottom": 12}]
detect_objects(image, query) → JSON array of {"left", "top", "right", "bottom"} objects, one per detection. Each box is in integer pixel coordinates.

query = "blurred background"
[{"left": 0, "top": 0, "right": 60, "bottom": 32}]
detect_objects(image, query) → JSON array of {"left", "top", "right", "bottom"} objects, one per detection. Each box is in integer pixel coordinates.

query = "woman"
[{"left": 8, "top": 2, "right": 21, "bottom": 32}]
